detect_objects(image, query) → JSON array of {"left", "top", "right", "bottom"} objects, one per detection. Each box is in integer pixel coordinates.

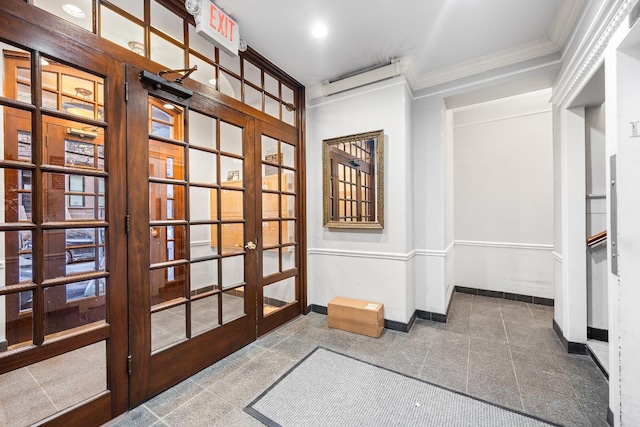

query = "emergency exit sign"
[{"left": 195, "top": 0, "right": 240, "bottom": 56}]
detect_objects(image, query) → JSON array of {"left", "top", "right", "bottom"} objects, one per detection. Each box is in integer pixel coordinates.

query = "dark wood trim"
[
  {"left": 553, "top": 319, "right": 588, "bottom": 355},
  {"left": 0, "top": 324, "right": 110, "bottom": 375},
  {"left": 36, "top": 391, "right": 111, "bottom": 427},
  {"left": 455, "top": 286, "right": 554, "bottom": 307},
  {"left": 587, "top": 326, "right": 609, "bottom": 342}
]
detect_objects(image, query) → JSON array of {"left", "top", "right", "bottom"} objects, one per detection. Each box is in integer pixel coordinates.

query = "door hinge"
[
  {"left": 125, "top": 214, "right": 130, "bottom": 234},
  {"left": 127, "top": 355, "right": 132, "bottom": 376},
  {"left": 125, "top": 82, "right": 129, "bottom": 102}
]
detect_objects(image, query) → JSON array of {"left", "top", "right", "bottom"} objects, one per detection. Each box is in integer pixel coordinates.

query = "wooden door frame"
[
  {"left": 0, "top": 4, "right": 129, "bottom": 425},
  {"left": 126, "top": 64, "right": 259, "bottom": 406},
  {"left": 254, "top": 119, "right": 305, "bottom": 336}
]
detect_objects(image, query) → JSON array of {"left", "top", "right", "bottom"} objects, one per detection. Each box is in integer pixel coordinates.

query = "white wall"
[
  {"left": 306, "top": 76, "right": 414, "bottom": 323},
  {"left": 452, "top": 90, "right": 554, "bottom": 298},
  {"left": 585, "top": 104, "right": 608, "bottom": 330},
  {"left": 609, "top": 19, "right": 640, "bottom": 423},
  {"left": 412, "top": 93, "right": 450, "bottom": 315}
]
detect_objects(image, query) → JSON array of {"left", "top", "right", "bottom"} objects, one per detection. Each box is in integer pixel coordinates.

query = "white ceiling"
[{"left": 216, "top": 0, "right": 585, "bottom": 89}]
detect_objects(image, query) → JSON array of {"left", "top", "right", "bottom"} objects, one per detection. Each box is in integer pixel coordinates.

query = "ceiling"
[{"left": 216, "top": 0, "right": 585, "bottom": 90}]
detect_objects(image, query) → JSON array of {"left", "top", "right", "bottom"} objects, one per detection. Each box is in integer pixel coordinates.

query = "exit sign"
[{"left": 195, "top": 0, "right": 240, "bottom": 56}]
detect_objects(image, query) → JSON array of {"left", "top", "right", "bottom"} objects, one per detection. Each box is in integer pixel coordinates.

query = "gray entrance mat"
[{"left": 245, "top": 347, "right": 560, "bottom": 427}]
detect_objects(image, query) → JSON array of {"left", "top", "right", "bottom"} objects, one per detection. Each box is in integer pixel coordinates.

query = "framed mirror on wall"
[{"left": 322, "top": 129, "right": 384, "bottom": 229}]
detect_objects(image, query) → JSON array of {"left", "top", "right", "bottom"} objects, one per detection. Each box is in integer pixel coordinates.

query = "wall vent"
[{"left": 309, "top": 61, "right": 402, "bottom": 99}]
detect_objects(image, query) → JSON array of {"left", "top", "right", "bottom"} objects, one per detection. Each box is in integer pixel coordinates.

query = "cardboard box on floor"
[{"left": 327, "top": 296, "right": 384, "bottom": 338}]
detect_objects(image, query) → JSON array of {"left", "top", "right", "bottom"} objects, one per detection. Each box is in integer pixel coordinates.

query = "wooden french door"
[
  {"left": 126, "top": 65, "right": 259, "bottom": 405},
  {"left": 0, "top": 25, "right": 128, "bottom": 427},
  {"left": 255, "top": 120, "right": 302, "bottom": 336}
]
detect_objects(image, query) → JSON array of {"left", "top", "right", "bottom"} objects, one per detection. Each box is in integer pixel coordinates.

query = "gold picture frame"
[{"left": 322, "top": 129, "right": 384, "bottom": 229}]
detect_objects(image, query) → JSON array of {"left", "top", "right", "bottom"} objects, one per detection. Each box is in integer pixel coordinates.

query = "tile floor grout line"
[
  {"left": 501, "top": 304, "right": 526, "bottom": 412},
  {"left": 25, "top": 366, "right": 60, "bottom": 412},
  {"left": 152, "top": 384, "right": 210, "bottom": 423}
]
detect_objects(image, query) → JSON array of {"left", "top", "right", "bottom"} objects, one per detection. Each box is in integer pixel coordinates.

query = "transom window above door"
[{"left": 31, "top": 0, "right": 299, "bottom": 127}]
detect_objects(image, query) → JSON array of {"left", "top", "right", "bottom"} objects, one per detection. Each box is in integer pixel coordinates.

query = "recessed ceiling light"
[
  {"left": 311, "top": 23, "right": 328, "bottom": 39},
  {"left": 163, "top": 103, "right": 175, "bottom": 110},
  {"left": 62, "top": 4, "right": 86, "bottom": 19},
  {"left": 208, "top": 78, "right": 217, "bottom": 86},
  {"left": 128, "top": 41, "right": 145, "bottom": 56},
  {"left": 41, "top": 58, "right": 50, "bottom": 66}
]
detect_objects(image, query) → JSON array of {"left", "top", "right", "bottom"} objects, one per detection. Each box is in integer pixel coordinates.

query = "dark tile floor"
[{"left": 105, "top": 292, "right": 609, "bottom": 427}]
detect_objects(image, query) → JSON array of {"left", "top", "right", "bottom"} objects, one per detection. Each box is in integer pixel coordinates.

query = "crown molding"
[
  {"left": 550, "top": 0, "right": 635, "bottom": 106},
  {"left": 305, "top": 0, "right": 584, "bottom": 100},
  {"left": 549, "top": 0, "right": 586, "bottom": 49},
  {"left": 413, "top": 38, "right": 558, "bottom": 90}
]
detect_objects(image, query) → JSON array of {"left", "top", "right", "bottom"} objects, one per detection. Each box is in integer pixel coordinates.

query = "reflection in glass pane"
[
  {"left": 220, "top": 189, "right": 242, "bottom": 220},
  {"left": 244, "top": 85, "right": 261, "bottom": 111},
  {"left": 44, "top": 282, "right": 106, "bottom": 338},
  {"left": 283, "top": 246, "right": 296, "bottom": 271},
  {"left": 42, "top": 228, "right": 105, "bottom": 279},
  {"left": 220, "top": 122, "right": 243, "bottom": 155},
  {"left": 281, "top": 170, "right": 295, "bottom": 193},
  {"left": 43, "top": 120, "right": 105, "bottom": 169},
  {"left": 219, "top": 49, "right": 241, "bottom": 75},
  {"left": 222, "top": 288, "right": 245, "bottom": 324},
  {"left": 264, "top": 73, "right": 279, "bottom": 97},
  {"left": 0, "top": 169, "right": 32, "bottom": 222},
  {"left": 0, "top": 42, "right": 30, "bottom": 100},
  {"left": 191, "top": 294, "right": 219, "bottom": 336},
  {"left": 283, "top": 84, "right": 295, "bottom": 104},
  {"left": 190, "top": 259, "right": 218, "bottom": 293},
  {"left": 149, "top": 140, "right": 184, "bottom": 179},
  {"left": 189, "top": 54, "right": 217, "bottom": 89},
  {"left": 221, "top": 256, "right": 243, "bottom": 289},
  {"left": 190, "top": 224, "right": 218, "bottom": 259},
  {"left": 107, "top": 0, "right": 144, "bottom": 19},
  {"left": 149, "top": 183, "right": 185, "bottom": 221},
  {"left": 189, "top": 110, "right": 217, "bottom": 149},
  {"left": 282, "top": 142, "right": 295, "bottom": 168},
  {"left": 0, "top": 231, "right": 33, "bottom": 285},
  {"left": 189, "top": 148, "right": 217, "bottom": 183},
  {"left": 188, "top": 24, "right": 215, "bottom": 56},
  {"left": 42, "top": 90, "right": 57, "bottom": 109},
  {"left": 262, "top": 135, "right": 278, "bottom": 163},
  {"left": 265, "top": 96, "right": 279, "bottom": 119},
  {"left": 150, "top": 225, "right": 186, "bottom": 264},
  {"left": 190, "top": 186, "right": 216, "bottom": 221},
  {"left": 219, "top": 71, "right": 241, "bottom": 100},
  {"left": 262, "top": 193, "right": 279, "bottom": 219},
  {"left": 282, "top": 221, "right": 295, "bottom": 244},
  {"left": 151, "top": 0, "right": 183, "bottom": 42},
  {"left": 0, "top": 341, "right": 107, "bottom": 426},
  {"left": 150, "top": 265, "right": 186, "bottom": 306},
  {"left": 282, "top": 103, "right": 295, "bottom": 126},
  {"left": 262, "top": 221, "right": 279, "bottom": 247},
  {"left": 151, "top": 305, "right": 186, "bottom": 352},
  {"left": 33, "top": 0, "right": 93, "bottom": 31},
  {"left": 221, "top": 156, "right": 243, "bottom": 186},
  {"left": 262, "top": 248, "right": 279, "bottom": 277},
  {"left": 261, "top": 166, "right": 279, "bottom": 189},
  {"left": 0, "top": 107, "right": 32, "bottom": 161},
  {"left": 151, "top": 33, "right": 184, "bottom": 70},
  {"left": 221, "top": 223, "right": 243, "bottom": 254},
  {"left": 1, "top": 291, "right": 32, "bottom": 351},
  {"left": 281, "top": 195, "right": 295, "bottom": 218},
  {"left": 264, "top": 277, "right": 296, "bottom": 316},
  {"left": 244, "top": 60, "right": 261, "bottom": 86}
]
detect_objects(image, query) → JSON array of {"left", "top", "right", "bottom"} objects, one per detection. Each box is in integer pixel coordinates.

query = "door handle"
[{"left": 245, "top": 241, "right": 257, "bottom": 250}]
